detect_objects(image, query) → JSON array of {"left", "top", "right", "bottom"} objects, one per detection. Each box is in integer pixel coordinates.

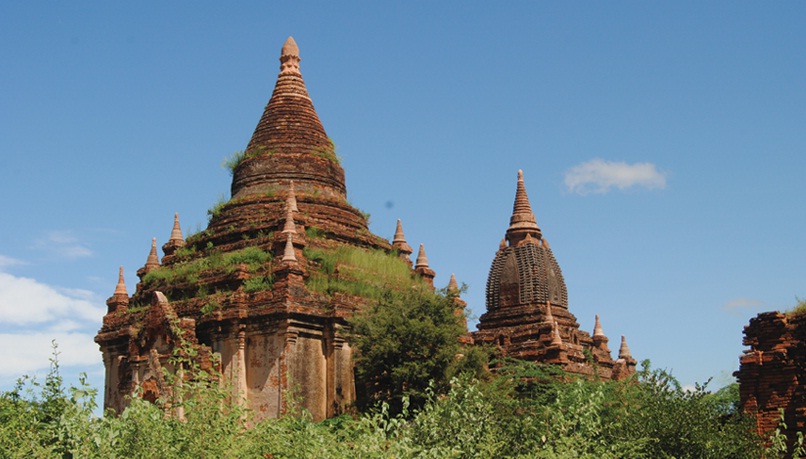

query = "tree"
[{"left": 349, "top": 286, "right": 484, "bottom": 414}]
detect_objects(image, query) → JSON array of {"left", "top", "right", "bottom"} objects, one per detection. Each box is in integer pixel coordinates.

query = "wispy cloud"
[
  {"left": 722, "top": 297, "right": 767, "bottom": 316},
  {"left": 564, "top": 159, "right": 667, "bottom": 195},
  {"left": 32, "top": 231, "right": 93, "bottom": 259},
  {"left": 0, "top": 272, "right": 104, "bottom": 325},
  {"left": 0, "top": 255, "right": 25, "bottom": 270}
]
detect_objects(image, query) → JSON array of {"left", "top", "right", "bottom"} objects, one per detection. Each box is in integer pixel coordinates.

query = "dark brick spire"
[
  {"left": 231, "top": 36, "right": 347, "bottom": 201},
  {"left": 245, "top": 36, "right": 333, "bottom": 157},
  {"left": 506, "top": 170, "right": 542, "bottom": 246}
]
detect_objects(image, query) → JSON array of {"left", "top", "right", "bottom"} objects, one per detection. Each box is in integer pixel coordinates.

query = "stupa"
[
  {"left": 472, "top": 170, "right": 636, "bottom": 380},
  {"left": 95, "top": 37, "right": 440, "bottom": 421}
]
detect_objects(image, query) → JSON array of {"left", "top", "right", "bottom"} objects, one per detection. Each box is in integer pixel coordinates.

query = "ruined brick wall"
[{"left": 736, "top": 311, "right": 806, "bottom": 440}]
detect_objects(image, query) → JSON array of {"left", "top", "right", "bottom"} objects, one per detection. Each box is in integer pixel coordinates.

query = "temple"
[
  {"left": 471, "top": 170, "right": 636, "bottom": 379},
  {"left": 96, "top": 37, "right": 635, "bottom": 422}
]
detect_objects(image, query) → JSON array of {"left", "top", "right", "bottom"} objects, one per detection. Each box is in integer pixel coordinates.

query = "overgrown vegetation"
[
  {"left": 142, "top": 246, "right": 273, "bottom": 296},
  {"left": 350, "top": 287, "right": 486, "bottom": 413},
  {"left": 222, "top": 146, "right": 275, "bottom": 175},
  {"left": 303, "top": 245, "right": 420, "bottom": 299},
  {"left": 6, "top": 269, "right": 803, "bottom": 457},
  {"left": 1, "top": 346, "right": 794, "bottom": 458}
]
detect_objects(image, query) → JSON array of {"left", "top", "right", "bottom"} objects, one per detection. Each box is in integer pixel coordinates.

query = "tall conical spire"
[
  {"left": 232, "top": 36, "right": 346, "bottom": 201},
  {"left": 242, "top": 36, "right": 334, "bottom": 160},
  {"left": 506, "top": 170, "right": 542, "bottom": 246}
]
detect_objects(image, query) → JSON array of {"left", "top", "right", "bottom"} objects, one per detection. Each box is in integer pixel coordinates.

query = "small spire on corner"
[
  {"left": 414, "top": 244, "right": 429, "bottom": 269},
  {"left": 114, "top": 266, "right": 127, "bottom": 296},
  {"left": 145, "top": 238, "right": 160, "bottom": 271},
  {"left": 282, "top": 233, "right": 297, "bottom": 262},
  {"left": 593, "top": 314, "right": 605, "bottom": 338},
  {"left": 619, "top": 335, "right": 632, "bottom": 360}
]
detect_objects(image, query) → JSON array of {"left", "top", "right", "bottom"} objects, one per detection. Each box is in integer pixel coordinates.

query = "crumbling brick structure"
[
  {"left": 96, "top": 37, "right": 636, "bottom": 422},
  {"left": 736, "top": 311, "right": 806, "bottom": 440}
]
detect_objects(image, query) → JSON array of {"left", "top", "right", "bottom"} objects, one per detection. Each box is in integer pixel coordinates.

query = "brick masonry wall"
[{"left": 736, "top": 311, "right": 806, "bottom": 440}]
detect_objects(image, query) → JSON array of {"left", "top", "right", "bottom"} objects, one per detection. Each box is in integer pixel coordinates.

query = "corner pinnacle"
[
  {"left": 145, "top": 238, "right": 160, "bottom": 271},
  {"left": 414, "top": 244, "right": 429, "bottom": 269},
  {"left": 114, "top": 266, "right": 127, "bottom": 296},
  {"left": 619, "top": 335, "right": 632, "bottom": 360},
  {"left": 593, "top": 314, "right": 605, "bottom": 338}
]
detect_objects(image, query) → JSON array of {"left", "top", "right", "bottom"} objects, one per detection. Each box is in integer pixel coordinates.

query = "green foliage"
[
  {"left": 222, "top": 147, "right": 275, "bottom": 175},
  {"left": 142, "top": 246, "right": 272, "bottom": 290},
  {"left": 304, "top": 245, "right": 421, "bottom": 299},
  {"left": 786, "top": 297, "right": 806, "bottom": 316},
  {"left": 305, "top": 226, "right": 325, "bottom": 239},
  {"left": 0, "top": 347, "right": 784, "bottom": 459},
  {"left": 243, "top": 275, "right": 273, "bottom": 293},
  {"left": 350, "top": 288, "right": 479, "bottom": 414},
  {"left": 206, "top": 194, "right": 228, "bottom": 223}
]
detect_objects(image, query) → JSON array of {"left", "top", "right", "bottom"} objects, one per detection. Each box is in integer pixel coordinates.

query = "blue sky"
[{"left": 1, "top": 2, "right": 804, "bottom": 396}]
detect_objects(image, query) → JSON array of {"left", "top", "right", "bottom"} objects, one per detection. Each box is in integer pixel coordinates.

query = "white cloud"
[
  {"left": 0, "top": 272, "right": 104, "bottom": 325},
  {"left": 33, "top": 231, "right": 93, "bottom": 259},
  {"left": 564, "top": 159, "right": 667, "bottom": 195},
  {"left": 0, "top": 332, "right": 102, "bottom": 377}
]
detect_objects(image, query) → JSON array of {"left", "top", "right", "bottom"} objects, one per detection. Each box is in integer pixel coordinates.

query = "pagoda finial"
[
  {"left": 282, "top": 233, "right": 297, "bottom": 262},
  {"left": 448, "top": 273, "right": 459, "bottom": 293},
  {"left": 279, "top": 36, "right": 301, "bottom": 75},
  {"left": 414, "top": 244, "right": 429, "bottom": 269},
  {"left": 619, "top": 335, "right": 632, "bottom": 360},
  {"left": 506, "top": 169, "right": 542, "bottom": 246},
  {"left": 114, "top": 266, "right": 127, "bottom": 296},
  {"left": 593, "top": 314, "right": 605, "bottom": 338},
  {"left": 288, "top": 180, "right": 298, "bottom": 212},
  {"left": 392, "top": 219, "right": 413, "bottom": 256},
  {"left": 145, "top": 238, "right": 160, "bottom": 271}
]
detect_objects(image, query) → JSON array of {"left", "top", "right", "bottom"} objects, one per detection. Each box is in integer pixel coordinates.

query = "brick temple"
[{"left": 95, "top": 37, "right": 635, "bottom": 421}]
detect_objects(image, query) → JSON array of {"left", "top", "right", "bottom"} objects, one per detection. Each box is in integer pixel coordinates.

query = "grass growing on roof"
[
  {"left": 143, "top": 246, "right": 273, "bottom": 288},
  {"left": 304, "top": 245, "right": 423, "bottom": 298}
]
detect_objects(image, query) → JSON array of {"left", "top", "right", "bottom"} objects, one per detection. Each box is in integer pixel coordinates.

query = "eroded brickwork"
[{"left": 736, "top": 311, "right": 806, "bottom": 440}]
